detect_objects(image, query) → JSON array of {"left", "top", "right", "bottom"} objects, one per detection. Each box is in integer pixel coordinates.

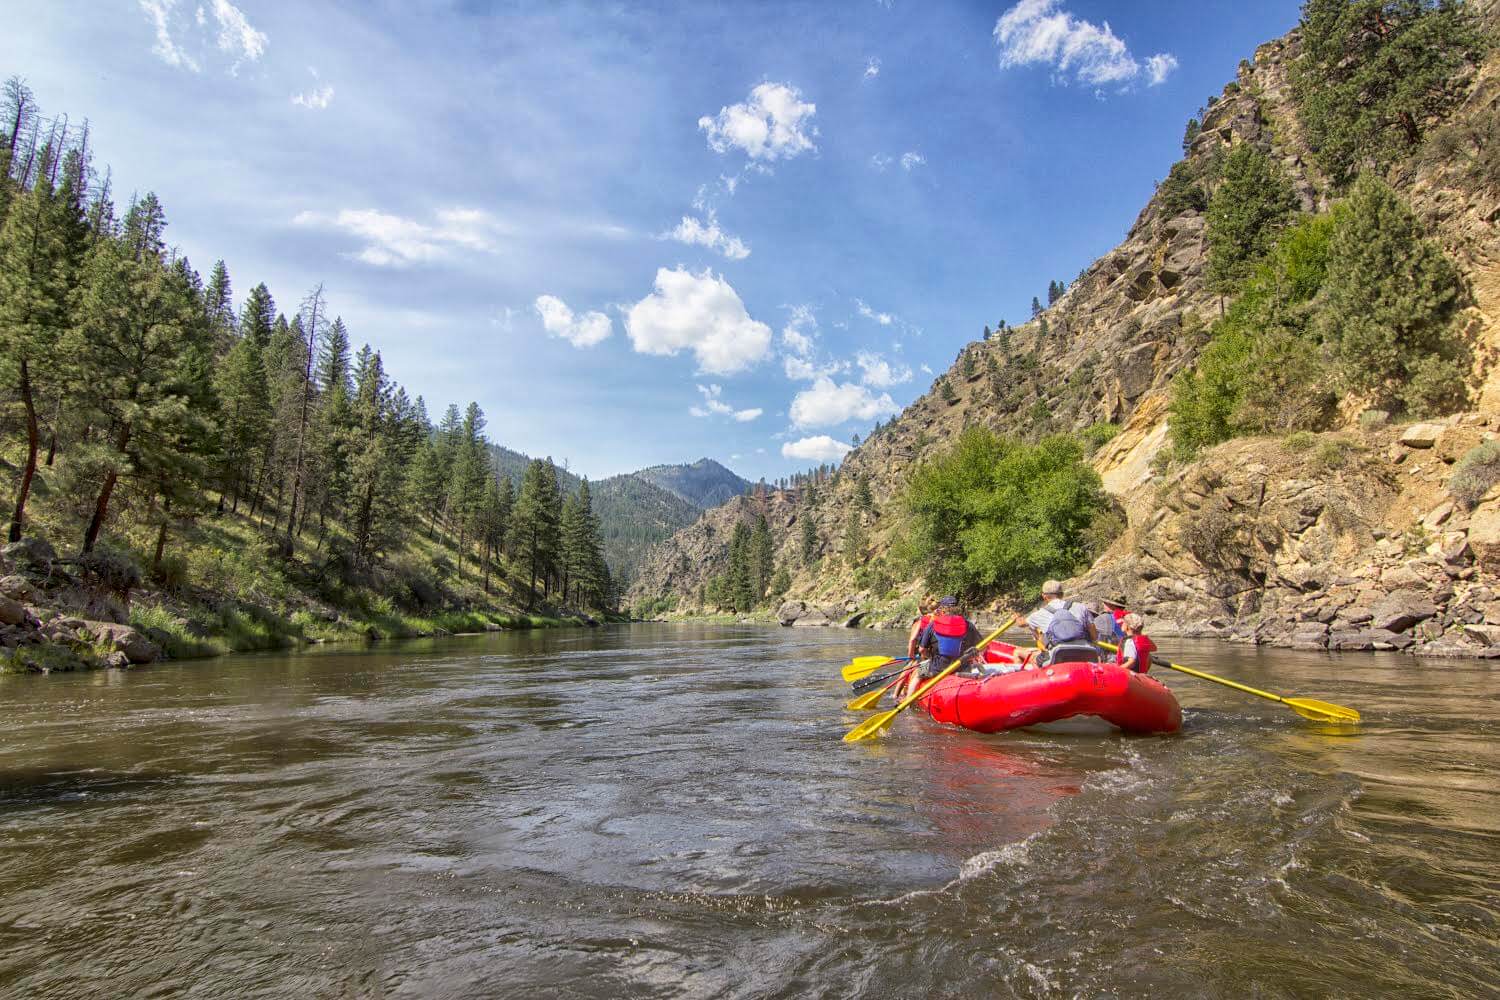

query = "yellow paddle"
[
  {"left": 844, "top": 616, "right": 1017, "bottom": 743},
  {"left": 1099, "top": 641, "right": 1360, "bottom": 724},
  {"left": 845, "top": 666, "right": 914, "bottom": 711},
  {"left": 841, "top": 655, "right": 907, "bottom": 683}
]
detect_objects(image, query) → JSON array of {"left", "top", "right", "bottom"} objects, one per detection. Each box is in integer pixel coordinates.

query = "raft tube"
[{"left": 912, "top": 644, "right": 1182, "bottom": 735}]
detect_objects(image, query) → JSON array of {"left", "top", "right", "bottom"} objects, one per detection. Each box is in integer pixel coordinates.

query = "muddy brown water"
[{"left": 0, "top": 624, "right": 1495, "bottom": 998}]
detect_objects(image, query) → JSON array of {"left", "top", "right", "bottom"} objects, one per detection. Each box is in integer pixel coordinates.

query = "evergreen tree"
[
  {"left": 842, "top": 511, "right": 867, "bottom": 568},
  {"left": 726, "top": 521, "right": 755, "bottom": 611},
  {"left": 1182, "top": 115, "right": 1202, "bottom": 156},
  {"left": 1294, "top": 0, "right": 1487, "bottom": 186},
  {"left": 800, "top": 513, "right": 818, "bottom": 566},
  {"left": 447, "top": 402, "right": 488, "bottom": 567},
  {"left": 1206, "top": 144, "right": 1298, "bottom": 294},
  {"left": 749, "top": 514, "right": 773, "bottom": 603},
  {"left": 0, "top": 150, "right": 80, "bottom": 541},
  {"left": 854, "top": 473, "right": 874, "bottom": 513},
  {"left": 204, "top": 259, "right": 234, "bottom": 352},
  {"left": 512, "top": 458, "right": 561, "bottom": 607},
  {"left": 1030, "top": 296, "right": 1043, "bottom": 318},
  {"left": 67, "top": 206, "right": 215, "bottom": 552},
  {"left": 214, "top": 333, "right": 270, "bottom": 511},
  {"left": 1317, "top": 173, "right": 1468, "bottom": 413},
  {"left": 239, "top": 282, "right": 275, "bottom": 349}
]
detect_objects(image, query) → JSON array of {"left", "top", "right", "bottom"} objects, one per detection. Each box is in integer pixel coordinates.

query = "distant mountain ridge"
[
  {"left": 486, "top": 447, "right": 750, "bottom": 584},
  {"left": 634, "top": 459, "right": 753, "bottom": 509}
]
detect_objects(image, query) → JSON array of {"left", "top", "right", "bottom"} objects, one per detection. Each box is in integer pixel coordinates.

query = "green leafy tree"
[
  {"left": 897, "top": 428, "right": 1111, "bottom": 598},
  {"left": 1206, "top": 144, "right": 1298, "bottom": 294},
  {"left": 1182, "top": 115, "right": 1202, "bottom": 155},
  {"left": 1294, "top": 0, "right": 1487, "bottom": 187},
  {"left": 841, "top": 511, "right": 867, "bottom": 568}
]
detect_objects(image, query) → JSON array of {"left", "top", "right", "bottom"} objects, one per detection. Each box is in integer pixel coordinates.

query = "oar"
[
  {"left": 844, "top": 616, "right": 1018, "bottom": 743},
  {"left": 845, "top": 666, "right": 914, "bottom": 711},
  {"left": 1099, "top": 641, "right": 1360, "bottom": 724},
  {"left": 841, "top": 655, "right": 908, "bottom": 683}
]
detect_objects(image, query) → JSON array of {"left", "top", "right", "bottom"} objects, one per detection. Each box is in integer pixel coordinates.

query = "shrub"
[
  {"left": 1450, "top": 441, "right": 1500, "bottom": 508},
  {"left": 1283, "top": 431, "right": 1317, "bottom": 452},
  {"left": 1078, "top": 422, "right": 1121, "bottom": 453},
  {"left": 1358, "top": 409, "right": 1390, "bottom": 430}
]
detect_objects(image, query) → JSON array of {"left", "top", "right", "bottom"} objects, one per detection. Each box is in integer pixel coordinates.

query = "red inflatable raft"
[{"left": 900, "top": 642, "right": 1182, "bottom": 735}]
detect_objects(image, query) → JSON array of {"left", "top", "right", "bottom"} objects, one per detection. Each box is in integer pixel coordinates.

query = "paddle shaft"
[
  {"left": 851, "top": 666, "right": 910, "bottom": 695},
  {"left": 1101, "top": 641, "right": 1308, "bottom": 706}
]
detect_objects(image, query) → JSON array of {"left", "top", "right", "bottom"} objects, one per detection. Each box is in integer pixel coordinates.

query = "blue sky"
[{"left": 5, "top": 0, "right": 1302, "bottom": 481}]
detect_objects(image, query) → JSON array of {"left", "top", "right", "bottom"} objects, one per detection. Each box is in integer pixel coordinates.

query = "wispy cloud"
[
  {"left": 900, "top": 151, "right": 925, "bottom": 171},
  {"left": 699, "top": 82, "right": 818, "bottom": 161},
  {"left": 659, "top": 210, "right": 750, "bottom": 260},
  {"left": 535, "top": 295, "right": 612, "bottom": 348},
  {"left": 855, "top": 298, "right": 894, "bottom": 325},
  {"left": 138, "top": 0, "right": 266, "bottom": 74},
  {"left": 688, "top": 384, "right": 762, "bottom": 422},
  {"left": 293, "top": 206, "right": 505, "bottom": 267},
  {"left": 864, "top": 57, "right": 881, "bottom": 80},
  {"left": 993, "top": 0, "right": 1176, "bottom": 89},
  {"left": 292, "top": 84, "right": 334, "bottom": 110}
]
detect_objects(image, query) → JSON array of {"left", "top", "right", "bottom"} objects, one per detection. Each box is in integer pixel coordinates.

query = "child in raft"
[{"left": 1116, "top": 612, "right": 1156, "bottom": 674}]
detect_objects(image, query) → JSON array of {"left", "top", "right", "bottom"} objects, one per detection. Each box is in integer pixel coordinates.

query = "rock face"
[{"left": 628, "top": 28, "right": 1500, "bottom": 658}]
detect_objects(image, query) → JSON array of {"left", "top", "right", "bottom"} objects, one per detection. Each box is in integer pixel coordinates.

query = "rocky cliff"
[{"left": 629, "top": 22, "right": 1500, "bottom": 657}]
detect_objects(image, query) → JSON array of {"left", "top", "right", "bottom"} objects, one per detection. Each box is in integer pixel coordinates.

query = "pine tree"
[
  {"left": 282, "top": 285, "right": 328, "bottom": 549},
  {"left": 512, "top": 458, "right": 561, "bottom": 607},
  {"left": 1206, "top": 144, "right": 1299, "bottom": 294},
  {"left": 1030, "top": 296, "right": 1043, "bottom": 318},
  {"left": 0, "top": 150, "right": 78, "bottom": 541},
  {"left": 842, "top": 511, "right": 867, "bottom": 568},
  {"left": 68, "top": 202, "right": 215, "bottom": 552},
  {"left": 1317, "top": 173, "right": 1468, "bottom": 413},
  {"left": 446, "top": 402, "right": 489, "bottom": 567},
  {"left": 800, "top": 513, "right": 818, "bottom": 566},
  {"left": 1182, "top": 115, "right": 1202, "bottom": 156},
  {"left": 726, "top": 521, "right": 755, "bottom": 611},
  {"left": 204, "top": 259, "right": 234, "bottom": 353},
  {"left": 1294, "top": 0, "right": 1487, "bottom": 186},
  {"left": 239, "top": 282, "right": 275, "bottom": 349},
  {"left": 214, "top": 333, "right": 270, "bottom": 511},
  {"left": 854, "top": 473, "right": 874, "bottom": 512},
  {"left": 749, "top": 514, "right": 773, "bottom": 604}
]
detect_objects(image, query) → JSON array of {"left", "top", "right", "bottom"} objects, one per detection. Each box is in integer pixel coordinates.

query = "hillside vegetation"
[{"left": 0, "top": 78, "right": 616, "bottom": 669}]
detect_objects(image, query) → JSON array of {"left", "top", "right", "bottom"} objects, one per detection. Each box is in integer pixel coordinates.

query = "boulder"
[
  {"left": 1369, "top": 592, "right": 1437, "bottom": 634},
  {"left": 86, "top": 622, "right": 161, "bottom": 664},
  {"left": 776, "top": 600, "right": 807, "bottom": 627},
  {"left": 0, "top": 595, "right": 26, "bottom": 627},
  {"left": 1399, "top": 423, "right": 1445, "bottom": 449},
  {"left": 0, "top": 575, "right": 38, "bottom": 602},
  {"left": 1, "top": 537, "right": 57, "bottom": 570},
  {"left": 103, "top": 651, "right": 132, "bottom": 669},
  {"left": 1469, "top": 500, "right": 1500, "bottom": 574},
  {"left": 1462, "top": 624, "right": 1500, "bottom": 646},
  {"left": 794, "top": 608, "right": 833, "bottom": 628}
]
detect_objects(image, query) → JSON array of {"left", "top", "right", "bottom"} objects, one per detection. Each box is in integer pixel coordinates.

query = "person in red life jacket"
[
  {"left": 916, "top": 596, "right": 984, "bottom": 677},
  {"left": 906, "top": 594, "right": 937, "bottom": 663},
  {"left": 1116, "top": 612, "right": 1156, "bottom": 674}
]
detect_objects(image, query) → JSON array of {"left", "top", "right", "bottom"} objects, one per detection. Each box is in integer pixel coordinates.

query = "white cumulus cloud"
[
  {"left": 534, "top": 295, "right": 612, "bottom": 349},
  {"left": 291, "top": 84, "right": 334, "bottom": 110},
  {"left": 699, "top": 82, "right": 818, "bottom": 161},
  {"left": 993, "top": 0, "right": 1175, "bottom": 88},
  {"left": 293, "top": 207, "right": 504, "bottom": 267},
  {"left": 659, "top": 210, "right": 750, "bottom": 260},
  {"left": 900, "top": 151, "right": 926, "bottom": 171},
  {"left": 855, "top": 351, "right": 913, "bottom": 388},
  {"left": 790, "top": 377, "right": 899, "bottom": 428},
  {"left": 864, "top": 57, "right": 881, "bottom": 80},
  {"left": 782, "top": 435, "right": 854, "bottom": 462},
  {"left": 688, "top": 384, "right": 762, "bottom": 422},
  {"left": 624, "top": 267, "right": 772, "bottom": 375},
  {"left": 781, "top": 304, "right": 817, "bottom": 357}
]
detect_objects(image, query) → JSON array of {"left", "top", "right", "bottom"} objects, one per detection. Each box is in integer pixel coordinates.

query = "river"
[{"left": 0, "top": 624, "right": 1495, "bottom": 998}]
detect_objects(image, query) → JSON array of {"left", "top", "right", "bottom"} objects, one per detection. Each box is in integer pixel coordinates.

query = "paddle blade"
[
  {"left": 1286, "top": 698, "right": 1361, "bottom": 725},
  {"left": 843, "top": 707, "right": 899, "bottom": 742},
  {"left": 841, "top": 656, "right": 901, "bottom": 683},
  {"left": 845, "top": 687, "right": 889, "bottom": 711}
]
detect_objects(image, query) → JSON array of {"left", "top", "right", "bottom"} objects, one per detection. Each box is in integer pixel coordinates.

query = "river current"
[{"left": 0, "top": 624, "right": 1495, "bottom": 998}]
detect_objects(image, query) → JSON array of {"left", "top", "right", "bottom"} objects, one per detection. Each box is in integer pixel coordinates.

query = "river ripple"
[{"left": 0, "top": 624, "right": 1495, "bottom": 998}]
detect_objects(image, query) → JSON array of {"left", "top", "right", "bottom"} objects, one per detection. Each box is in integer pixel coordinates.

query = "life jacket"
[
  {"left": 1043, "top": 605, "right": 1087, "bottom": 647},
  {"left": 927, "top": 613, "right": 968, "bottom": 658},
  {"left": 1116, "top": 634, "right": 1156, "bottom": 673}
]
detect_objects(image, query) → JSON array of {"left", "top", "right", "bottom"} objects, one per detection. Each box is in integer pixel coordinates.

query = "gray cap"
[{"left": 1041, "top": 579, "right": 1063, "bottom": 596}]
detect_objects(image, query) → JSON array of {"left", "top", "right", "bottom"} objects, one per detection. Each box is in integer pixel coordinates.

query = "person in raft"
[
  {"left": 1088, "top": 597, "right": 1128, "bottom": 645},
  {"left": 915, "top": 595, "right": 985, "bottom": 677},
  {"left": 1025, "top": 580, "right": 1102, "bottom": 666},
  {"left": 906, "top": 594, "right": 937, "bottom": 663},
  {"left": 1116, "top": 613, "right": 1156, "bottom": 674}
]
